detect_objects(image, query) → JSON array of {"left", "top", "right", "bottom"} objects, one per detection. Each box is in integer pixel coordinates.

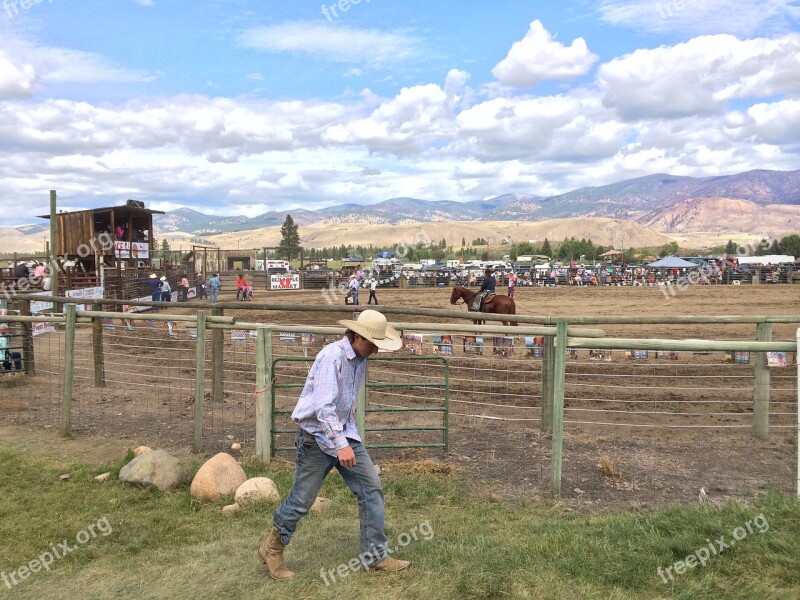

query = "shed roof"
[{"left": 38, "top": 204, "right": 165, "bottom": 219}]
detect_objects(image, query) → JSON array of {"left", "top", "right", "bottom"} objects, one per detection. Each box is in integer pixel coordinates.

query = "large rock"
[
  {"left": 119, "top": 449, "right": 188, "bottom": 491},
  {"left": 311, "top": 496, "right": 332, "bottom": 513},
  {"left": 234, "top": 477, "right": 280, "bottom": 506},
  {"left": 190, "top": 453, "right": 248, "bottom": 501}
]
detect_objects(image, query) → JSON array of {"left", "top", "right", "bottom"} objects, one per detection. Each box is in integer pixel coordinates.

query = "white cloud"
[
  {"left": 238, "top": 21, "right": 422, "bottom": 69},
  {"left": 0, "top": 35, "right": 156, "bottom": 97},
  {"left": 456, "top": 94, "right": 627, "bottom": 162},
  {"left": 744, "top": 99, "right": 800, "bottom": 145},
  {"left": 321, "top": 76, "right": 461, "bottom": 154},
  {"left": 0, "top": 50, "right": 36, "bottom": 98},
  {"left": 492, "top": 20, "right": 598, "bottom": 87},
  {"left": 598, "top": 33, "right": 800, "bottom": 119},
  {"left": 133, "top": 0, "right": 154, "bottom": 6},
  {"left": 600, "top": 0, "right": 800, "bottom": 36}
]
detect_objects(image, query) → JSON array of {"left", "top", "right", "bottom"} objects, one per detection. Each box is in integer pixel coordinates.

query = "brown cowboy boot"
[
  {"left": 257, "top": 526, "right": 295, "bottom": 580},
  {"left": 364, "top": 556, "right": 411, "bottom": 573}
]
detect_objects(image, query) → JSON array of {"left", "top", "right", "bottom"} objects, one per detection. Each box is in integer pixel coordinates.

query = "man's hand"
[{"left": 337, "top": 446, "right": 356, "bottom": 467}]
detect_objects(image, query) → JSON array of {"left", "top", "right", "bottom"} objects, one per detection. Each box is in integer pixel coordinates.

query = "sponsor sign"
[
  {"left": 270, "top": 274, "right": 300, "bottom": 290},
  {"left": 131, "top": 242, "right": 149, "bottom": 259},
  {"left": 114, "top": 241, "right": 130, "bottom": 258}
]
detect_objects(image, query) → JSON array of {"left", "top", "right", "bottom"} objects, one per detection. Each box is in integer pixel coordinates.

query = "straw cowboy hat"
[
  {"left": 338, "top": 310, "right": 401, "bottom": 351},
  {"left": 149, "top": 273, "right": 157, "bottom": 279},
  {"left": 160, "top": 276, "right": 167, "bottom": 281}
]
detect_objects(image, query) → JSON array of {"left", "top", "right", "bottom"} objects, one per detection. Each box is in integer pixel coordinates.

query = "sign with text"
[
  {"left": 114, "top": 241, "right": 130, "bottom": 258},
  {"left": 270, "top": 274, "right": 300, "bottom": 290},
  {"left": 131, "top": 242, "right": 149, "bottom": 259}
]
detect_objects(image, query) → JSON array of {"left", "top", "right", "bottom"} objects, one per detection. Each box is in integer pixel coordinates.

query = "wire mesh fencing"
[
  {"left": 1, "top": 309, "right": 797, "bottom": 508},
  {"left": 0, "top": 325, "right": 64, "bottom": 428}
]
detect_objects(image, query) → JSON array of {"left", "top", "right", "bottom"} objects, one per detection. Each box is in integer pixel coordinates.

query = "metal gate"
[{"left": 270, "top": 354, "right": 449, "bottom": 456}]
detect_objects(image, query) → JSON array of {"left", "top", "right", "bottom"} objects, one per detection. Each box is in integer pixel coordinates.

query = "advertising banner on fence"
[
  {"left": 123, "top": 295, "right": 154, "bottom": 313},
  {"left": 66, "top": 286, "right": 104, "bottom": 312},
  {"left": 30, "top": 299, "right": 54, "bottom": 313},
  {"left": 32, "top": 321, "right": 56, "bottom": 336},
  {"left": 28, "top": 287, "right": 103, "bottom": 335},
  {"left": 270, "top": 274, "right": 300, "bottom": 290}
]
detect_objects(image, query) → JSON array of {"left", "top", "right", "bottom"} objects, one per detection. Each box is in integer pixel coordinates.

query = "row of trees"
[{"left": 721, "top": 235, "right": 800, "bottom": 257}]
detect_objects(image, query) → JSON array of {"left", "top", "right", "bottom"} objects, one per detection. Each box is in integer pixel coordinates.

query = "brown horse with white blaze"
[{"left": 449, "top": 286, "right": 517, "bottom": 326}]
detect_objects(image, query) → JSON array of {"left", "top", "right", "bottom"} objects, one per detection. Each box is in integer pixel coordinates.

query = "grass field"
[{"left": 1, "top": 431, "right": 798, "bottom": 600}]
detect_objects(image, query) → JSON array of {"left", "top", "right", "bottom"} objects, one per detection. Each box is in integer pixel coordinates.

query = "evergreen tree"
[
  {"left": 725, "top": 239, "right": 736, "bottom": 254},
  {"left": 754, "top": 238, "right": 770, "bottom": 256},
  {"left": 278, "top": 215, "right": 301, "bottom": 261},
  {"left": 540, "top": 238, "right": 552, "bottom": 258},
  {"left": 779, "top": 234, "right": 800, "bottom": 258}
]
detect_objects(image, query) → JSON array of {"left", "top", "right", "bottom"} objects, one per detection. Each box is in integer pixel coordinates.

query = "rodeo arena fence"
[{"left": 0, "top": 295, "right": 798, "bottom": 507}]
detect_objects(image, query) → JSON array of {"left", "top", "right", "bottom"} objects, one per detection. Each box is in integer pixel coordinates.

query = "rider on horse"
[{"left": 472, "top": 269, "right": 496, "bottom": 311}]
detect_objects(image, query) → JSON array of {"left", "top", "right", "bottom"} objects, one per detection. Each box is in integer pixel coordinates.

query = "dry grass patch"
[
  {"left": 598, "top": 455, "right": 623, "bottom": 478},
  {"left": 383, "top": 459, "right": 459, "bottom": 475}
]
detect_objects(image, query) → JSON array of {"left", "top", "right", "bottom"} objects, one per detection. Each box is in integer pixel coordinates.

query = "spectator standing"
[
  {"left": 146, "top": 273, "right": 161, "bottom": 311},
  {"left": 160, "top": 276, "right": 172, "bottom": 302},
  {"left": 208, "top": 273, "right": 221, "bottom": 303},
  {"left": 368, "top": 277, "right": 379, "bottom": 305},
  {"left": 348, "top": 274, "right": 360, "bottom": 305},
  {"left": 180, "top": 274, "right": 190, "bottom": 302},
  {"left": 197, "top": 276, "right": 207, "bottom": 299},
  {"left": 507, "top": 271, "right": 516, "bottom": 299}
]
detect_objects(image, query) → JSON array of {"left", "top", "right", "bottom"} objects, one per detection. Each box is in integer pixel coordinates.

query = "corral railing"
[{"left": 1, "top": 296, "right": 798, "bottom": 506}]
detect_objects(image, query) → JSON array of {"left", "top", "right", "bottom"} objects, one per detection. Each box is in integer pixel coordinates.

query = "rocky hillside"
[{"left": 640, "top": 197, "right": 800, "bottom": 234}]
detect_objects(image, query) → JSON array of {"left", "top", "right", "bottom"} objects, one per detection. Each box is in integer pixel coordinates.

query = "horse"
[{"left": 449, "top": 286, "right": 517, "bottom": 326}]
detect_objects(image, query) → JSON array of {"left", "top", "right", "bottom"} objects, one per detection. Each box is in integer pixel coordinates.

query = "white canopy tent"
[{"left": 646, "top": 257, "right": 699, "bottom": 268}]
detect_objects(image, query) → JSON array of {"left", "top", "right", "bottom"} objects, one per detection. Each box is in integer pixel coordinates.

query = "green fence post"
[
  {"left": 357, "top": 360, "right": 367, "bottom": 442},
  {"left": 256, "top": 327, "right": 273, "bottom": 463},
  {"left": 550, "top": 320, "right": 568, "bottom": 496},
  {"left": 193, "top": 311, "right": 206, "bottom": 453},
  {"left": 753, "top": 322, "right": 773, "bottom": 440},
  {"left": 92, "top": 302, "right": 105, "bottom": 388},
  {"left": 60, "top": 304, "right": 76, "bottom": 438},
  {"left": 541, "top": 335, "right": 554, "bottom": 432},
  {"left": 19, "top": 299, "right": 35, "bottom": 376},
  {"left": 211, "top": 307, "right": 224, "bottom": 404}
]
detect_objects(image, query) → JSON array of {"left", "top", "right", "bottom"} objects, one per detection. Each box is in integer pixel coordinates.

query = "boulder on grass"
[
  {"left": 234, "top": 477, "right": 280, "bottom": 506},
  {"left": 190, "top": 453, "right": 248, "bottom": 501},
  {"left": 119, "top": 449, "right": 188, "bottom": 491}
]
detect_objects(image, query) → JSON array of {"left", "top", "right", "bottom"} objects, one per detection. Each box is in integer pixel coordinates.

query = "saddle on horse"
[{"left": 470, "top": 291, "right": 495, "bottom": 312}]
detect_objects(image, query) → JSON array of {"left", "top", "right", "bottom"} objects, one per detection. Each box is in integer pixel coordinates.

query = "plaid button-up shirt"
[{"left": 291, "top": 337, "right": 365, "bottom": 457}]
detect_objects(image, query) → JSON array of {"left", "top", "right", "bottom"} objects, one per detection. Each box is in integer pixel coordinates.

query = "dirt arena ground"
[{"left": 1, "top": 282, "right": 798, "bottom": 509}]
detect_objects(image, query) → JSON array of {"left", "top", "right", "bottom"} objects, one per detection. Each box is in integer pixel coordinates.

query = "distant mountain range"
[{"left": 14, "top": 169, "right": 800, "bottom": 237}]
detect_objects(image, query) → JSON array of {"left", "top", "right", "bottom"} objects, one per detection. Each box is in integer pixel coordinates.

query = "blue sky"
[{"left": 1, "top": 0, "right": 798, "bottom": 225}]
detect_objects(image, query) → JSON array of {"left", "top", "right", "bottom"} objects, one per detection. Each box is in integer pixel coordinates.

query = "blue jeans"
[
  {"left": 273, "top": 429, "right": 388, "bottom": 565},
  {"left": 210, "top": 288, "right": 218, "bottom": 303},
  {"left": 3, "top": 352, "right": 22, "bottom": 371}
]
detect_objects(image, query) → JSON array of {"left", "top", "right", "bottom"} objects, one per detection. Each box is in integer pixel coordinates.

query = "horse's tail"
[{"left": 510, "top": 299, "right": 517, "bottom": 325}]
